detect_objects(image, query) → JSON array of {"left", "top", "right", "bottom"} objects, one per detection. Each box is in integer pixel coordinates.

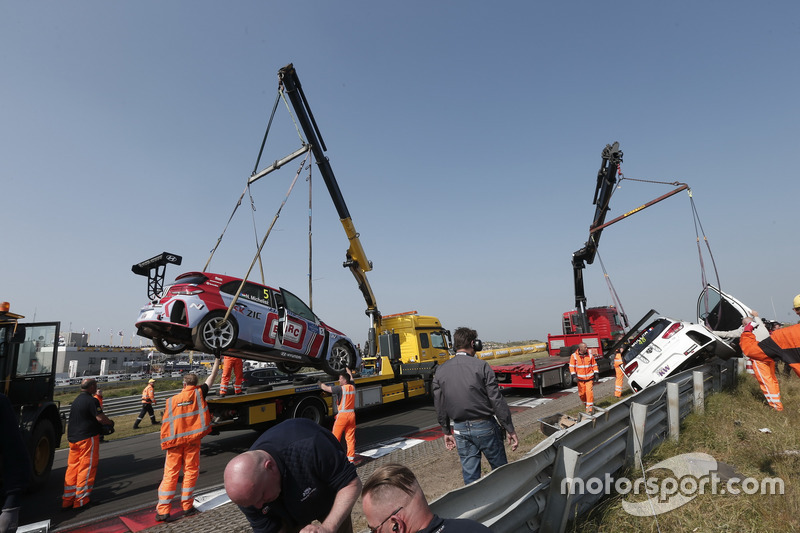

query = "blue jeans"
[{"left": 452, "top": 418, "right": 508, "bottom": 484}]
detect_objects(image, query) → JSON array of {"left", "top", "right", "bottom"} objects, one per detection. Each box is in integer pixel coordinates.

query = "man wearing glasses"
[
  {"left": 224, "top": 418, "right": 361, "bottom": 533},
  {"left": 361, "top": 463, "right": 490, "bottom": 532}
]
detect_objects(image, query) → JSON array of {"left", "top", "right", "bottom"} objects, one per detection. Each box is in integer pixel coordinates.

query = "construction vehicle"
[
  {"left": 177, "top": 64, "right": 451, "bottom": 431},
  {"left": 0, "top": 301, "right": 64, "bottom": 490},
  {"left": 494, "top": 143, "right": 688, "bottom": 392}
]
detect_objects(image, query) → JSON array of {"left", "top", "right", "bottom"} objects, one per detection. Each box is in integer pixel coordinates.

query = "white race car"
[{"left": 620, "top": 285, "right": 753, "bottom": 392}]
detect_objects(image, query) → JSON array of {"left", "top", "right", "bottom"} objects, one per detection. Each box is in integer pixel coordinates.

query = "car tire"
[
  {"left": 323, "top": 341, "right": 355, "bottom": 377},
  {"left": 153, "top": 337, "right": 187, "bottom": 355},
  {"left": 29, "top": 418, "right": 56, "bottom": 491},
  {"left": 194, "top": 312, "right": 238, "bottom": 353},
  {"left": 276, "top": 362, "right": 303, "bottom": 375}
]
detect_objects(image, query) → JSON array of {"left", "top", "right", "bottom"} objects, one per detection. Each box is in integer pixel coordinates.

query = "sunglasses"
[{"left": 368, "top": 506, "right": 403, "bottom": 533}]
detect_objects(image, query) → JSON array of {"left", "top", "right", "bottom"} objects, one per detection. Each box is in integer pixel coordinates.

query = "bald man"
[
  {"left": 224, "top": 418, "right": 360, "bottom": 533},
  {"left": 362, "top": 464, "right": 490, "bottom": 532}
]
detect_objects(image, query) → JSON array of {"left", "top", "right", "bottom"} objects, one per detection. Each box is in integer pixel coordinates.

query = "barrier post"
[
  {"left": 667, "top": 382, "right": 679, "bottom": 443},
  {"left": 693, "top": 371, "right": 704, "bottom": 414}
]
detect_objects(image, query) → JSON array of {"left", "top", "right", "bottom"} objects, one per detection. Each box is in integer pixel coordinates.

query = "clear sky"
[{"left": 2, "top": 1, "right": 798, "bottom": 348}]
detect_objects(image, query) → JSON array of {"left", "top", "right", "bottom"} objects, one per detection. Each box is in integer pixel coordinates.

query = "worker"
[
  {"left": 794, "top": 294, "right": 800, "bottom": 319},
  {"left": 155, "top": 356, "right": 220, "bottom": 522},
  {"left": 93, "top": 388, "right": 106, "bottom": 441},
  {"left": 319, "top": 368, "right": 356, "bottom": 462},
  {"left": 570, "top": 343, "right": 599, "bottom": 413},
  {"left": 715, "top": 314, "right": 782, "bottom": 410},
  {"left": 219, "top": 355, "right": 243, "bottom": 396},
  {"left": 224, "top": 418, "right": 361, "bottom": 533},
  {"left": 362, "top": 463, "right": 491, "bottom": 533},
  {"left": 432, "top": 326, "right": 518, "bottom": 485},
  {"left": 1, "top": 393, "right": 31, "bottom": 533},
  {"left": 133, "top": 378, "right": 158, "bottom": 429},
  {"left": 745, "top": 319, "right": 800, "bottom": 380},
  {"left": 613, "top": 348, "right": 625, "bottom": 397},
  {"left": 62, "top": 378, "right": 114, "bottom": 511}
]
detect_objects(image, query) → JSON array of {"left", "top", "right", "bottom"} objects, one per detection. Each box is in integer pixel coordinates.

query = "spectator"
[
  {"left": 361, "top": 463, "right": 491, "bottom": 532},
  {"left": 432, "top": 326, "right": 518, "bottom": 485},
  {"left": 224, "top": 418, "right": 361, "bottom": 533}
]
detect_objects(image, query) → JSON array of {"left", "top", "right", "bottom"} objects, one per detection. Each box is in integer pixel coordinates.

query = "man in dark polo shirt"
[
  {"left": 223, "top": 418, "right": 361, "bottom": 533},
  {"left": 62, "top": 378, "right": 114, "bottom": 510}
]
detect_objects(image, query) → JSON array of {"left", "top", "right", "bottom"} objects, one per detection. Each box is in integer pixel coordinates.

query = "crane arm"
[{"left": 278, "top": 64, "right": 381, "bottom": 353}]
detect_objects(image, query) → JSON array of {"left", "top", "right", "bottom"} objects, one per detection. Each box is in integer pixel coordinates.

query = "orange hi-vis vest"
[
  {"left": 569, "top": 351, "right": 598, "bottom": 381},
  {"left": 614, "top": 352, "right": 623, "bottom": 369},
  {"left": 160, "top": 386, "right": 211, "bottom": 450},
  {"left": 337, "top": 383, "right": 355, "bottom": 415},
  {"left": 142, "top": 384, "right": 156, "bottom": 405}
]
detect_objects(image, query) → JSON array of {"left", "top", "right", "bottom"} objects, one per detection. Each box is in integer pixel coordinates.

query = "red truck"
[{"left": 494, "top": 143, "right": 687, "bottom": 393}]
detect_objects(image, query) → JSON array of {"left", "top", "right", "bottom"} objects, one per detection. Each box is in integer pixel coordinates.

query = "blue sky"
[{"left": 2, "top": 1, "right": 798, "bottom": 347}]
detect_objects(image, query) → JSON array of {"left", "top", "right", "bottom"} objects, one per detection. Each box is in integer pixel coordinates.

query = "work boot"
[
  {"left": 150, "top": 417, "right": 159, "bottom": 425},
  {"left": 155, "top": 512, "right": 169, "bottom": 522},
  {"left": 132, "top": 421, "right": 141, "bottom": 429}
]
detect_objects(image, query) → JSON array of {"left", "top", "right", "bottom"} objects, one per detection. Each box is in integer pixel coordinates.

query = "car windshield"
[{"left": 623, "top": 318, "right": 670, "bottom": 364}]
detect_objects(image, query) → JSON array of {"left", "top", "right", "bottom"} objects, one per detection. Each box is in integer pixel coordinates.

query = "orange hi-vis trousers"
[
  {"left": 750, "top": 358, "right": 782, "bottom": 410},
  {"left": 332, "top": 412, "right": 356, "bottom": 462},
  {"left": 577, "top": 379, "right": 594, "bottom": 413},
  {"left": 157, "top": 440, "right": 201, "bottom": 516},
  {"left": 62, "top": 435, "right": 100, "bottom": 509},
  {"left": 220, "top": 356, "right": 243, "bottom": 395}
]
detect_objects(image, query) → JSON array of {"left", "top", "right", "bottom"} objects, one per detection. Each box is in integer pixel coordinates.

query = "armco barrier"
[{"left": 428, "top": 358, "right": 740, "bottom": 533}]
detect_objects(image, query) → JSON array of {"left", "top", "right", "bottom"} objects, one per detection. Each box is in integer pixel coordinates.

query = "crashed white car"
[{"left": 620, "top": 285, "right": 753, "bottom": 392}]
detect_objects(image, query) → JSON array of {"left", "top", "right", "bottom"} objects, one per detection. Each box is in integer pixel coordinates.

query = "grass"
[{"left": 569, "top": 371, "right": 800, "bottom": 532}]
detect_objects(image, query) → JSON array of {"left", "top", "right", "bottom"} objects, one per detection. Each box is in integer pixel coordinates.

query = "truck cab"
[{"left": 0, "top": 302, "right": 64, "bottom": 490}]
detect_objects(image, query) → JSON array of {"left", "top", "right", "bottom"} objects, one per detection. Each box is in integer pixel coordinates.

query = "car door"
[
  {"left": 275, "top": 288, "right": 326, "bottom": 359},
  {"left": 697, "top": 284, "right": 752, "bottom": 333}
]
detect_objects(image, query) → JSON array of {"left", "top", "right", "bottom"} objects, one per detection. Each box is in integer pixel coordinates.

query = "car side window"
[{"left": 280, "top": 289, "right": 317, "bottom": 323}]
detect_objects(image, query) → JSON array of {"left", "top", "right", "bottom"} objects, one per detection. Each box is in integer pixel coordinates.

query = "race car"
[{"left": 135, "top": 271, "right": 359, "bottom": 377}]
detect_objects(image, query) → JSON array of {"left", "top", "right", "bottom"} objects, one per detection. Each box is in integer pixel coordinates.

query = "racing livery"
[{"left": 135, "top": 272, "right": 359, "bottom": 377}]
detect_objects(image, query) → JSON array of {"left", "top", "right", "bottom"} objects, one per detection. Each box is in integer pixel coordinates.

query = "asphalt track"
[{"left": 21, "top": 379, "right": 615, "bottom": 533}]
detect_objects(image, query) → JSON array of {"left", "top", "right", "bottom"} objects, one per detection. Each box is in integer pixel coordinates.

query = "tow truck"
[
  {"left": 493, "top": 143, "right": 688, "bottom": 392},
  {"left": 201, "top": 64, "right": 453, "bottom": 430},
  {"left": 0, "top": 301, "right": 64, "bottom": 490}
]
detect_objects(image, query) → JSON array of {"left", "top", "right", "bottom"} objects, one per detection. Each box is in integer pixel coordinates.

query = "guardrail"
[{"left": 428, "top": 357, "right": 741, "bottom": 533}]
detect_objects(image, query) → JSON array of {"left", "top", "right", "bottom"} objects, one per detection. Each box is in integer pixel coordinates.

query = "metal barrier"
[{"left": 429, "top": 358, "right": 740, "bottom": 533}]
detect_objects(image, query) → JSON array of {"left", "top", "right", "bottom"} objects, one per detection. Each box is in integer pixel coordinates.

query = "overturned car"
[{"left": 620, "top": 285, "right": 754, "bottom": 392}]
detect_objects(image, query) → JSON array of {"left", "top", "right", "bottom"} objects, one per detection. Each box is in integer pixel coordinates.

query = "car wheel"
[
  {"left": 323, "top": 341, "right": 355, "bottom": 377},
  {"left": 153, "top": 337, "right": 187, "bottom": 355},
  {"left": 29, "top": 418, "right": 56, "bottom": 491},
  {"left": 276, "top": 362, "right": 303, "bottom": 375},
  {"left": 291, "top": 396, "right": 327, "bottom": 424},
  {"left": 194, "top": 312, "right": 238, "bottom": 353}
]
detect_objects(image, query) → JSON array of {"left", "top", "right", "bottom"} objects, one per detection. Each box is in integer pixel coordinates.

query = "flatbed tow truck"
[
  {"left": 493, "top": 143, "right": 688, "bottom": 393},
  {"left": 204, "top": 64, "right": 453, "bottom": 432}
]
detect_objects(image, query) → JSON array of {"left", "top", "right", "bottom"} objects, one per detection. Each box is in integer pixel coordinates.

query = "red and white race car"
[{"left": 135, "top": 271, "right": 359, "bottom": 377}]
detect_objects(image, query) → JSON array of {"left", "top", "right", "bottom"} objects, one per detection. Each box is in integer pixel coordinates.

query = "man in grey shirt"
[{"left": 432, "top": 327, "right": 518, "bottom": 484}]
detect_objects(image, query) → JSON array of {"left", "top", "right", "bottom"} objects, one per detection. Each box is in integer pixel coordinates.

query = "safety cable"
[{"left": 222, "top": 150, "right": 310, "bottom": 325}]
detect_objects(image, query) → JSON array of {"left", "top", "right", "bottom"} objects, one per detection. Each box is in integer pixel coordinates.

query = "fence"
[{"left": 428, "top": 358, "right": 742, "bottom": 533}]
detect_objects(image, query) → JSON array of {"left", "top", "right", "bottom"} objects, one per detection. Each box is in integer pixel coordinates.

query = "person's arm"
[
  {"left": 205, "top": 357, "right": 221, "bottom": 388},
  {"left": 319, "top": 381, "right": 333, "bottom": 393},
  {"left": 301, "top": 476, "right": 362, "bottom": 533}
]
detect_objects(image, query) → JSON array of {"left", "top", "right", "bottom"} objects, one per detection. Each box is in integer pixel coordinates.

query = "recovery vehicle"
[
  {"left": 194, "top": 64, "right": 452, "bottom": 431},
  {"left": 493, "top": 143, "right": 688, "bottom": 392},
  {"left": 0, "top": 301, "right": 64, "bottom": 490}
]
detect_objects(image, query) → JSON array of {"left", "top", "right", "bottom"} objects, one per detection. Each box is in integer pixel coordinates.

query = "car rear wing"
[{"left": 132, "top": 252, "right": 183, "bottom": 301}]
